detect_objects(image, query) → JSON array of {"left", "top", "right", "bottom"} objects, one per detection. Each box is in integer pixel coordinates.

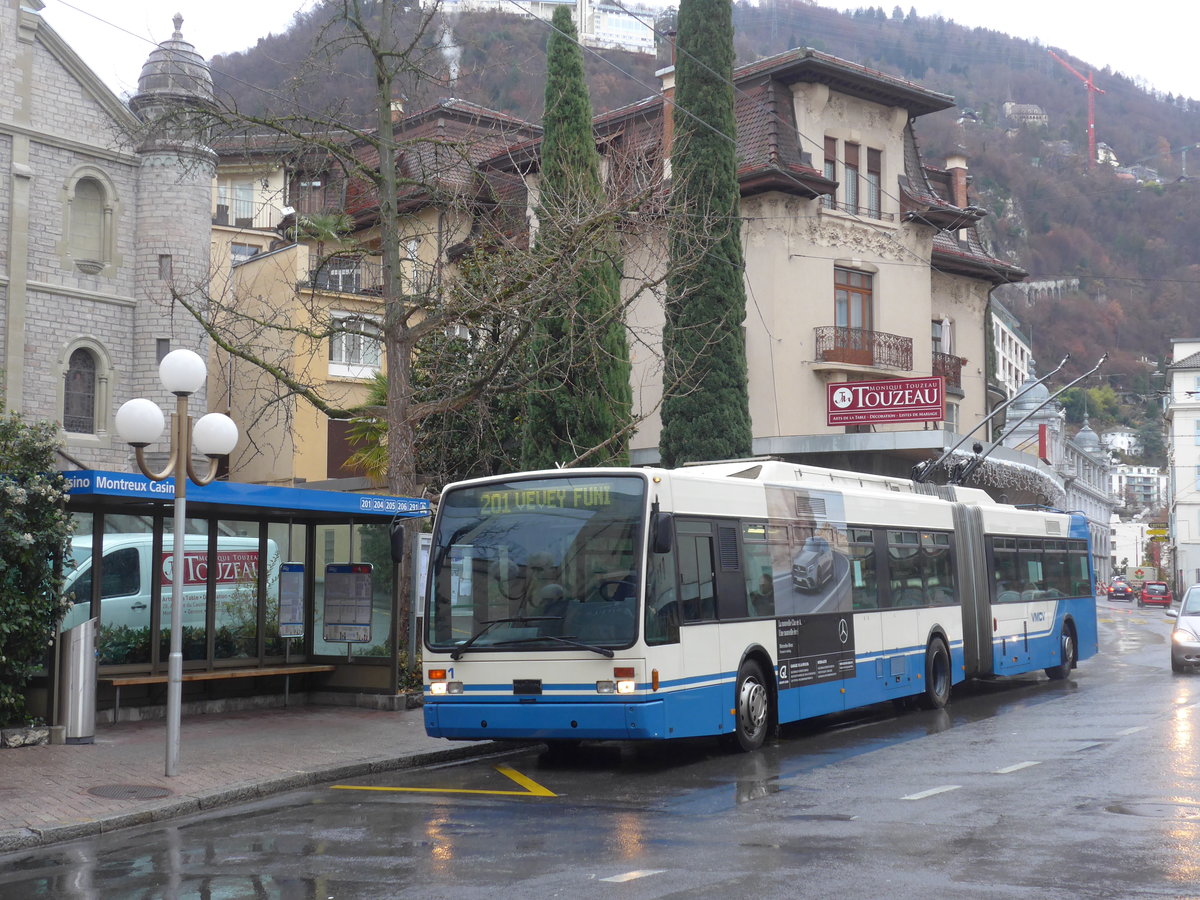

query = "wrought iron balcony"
[
  {"left": 303, "top": 256, "right": 385, "bottom": 296},
  {"left": 932, "top": 351, "right": 965, "bottom": 389},
  {"left": 301, "top": 257, "right": 431, "bottom": 297},
  {"left": 814, "top": 326, "right": 913, "bottom": 371},
  {"left": 212, "top": 199, "right": 286, "bottom": 231}
]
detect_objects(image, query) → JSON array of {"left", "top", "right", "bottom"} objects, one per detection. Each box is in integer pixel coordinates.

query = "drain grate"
[{"left": 88, "top": 784, "right": 173, "bottom": 800}]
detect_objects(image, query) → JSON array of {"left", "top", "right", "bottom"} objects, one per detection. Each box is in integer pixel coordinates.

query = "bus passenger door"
[{"left": 670, "top": 520, "right": 726, "bottom": 738}]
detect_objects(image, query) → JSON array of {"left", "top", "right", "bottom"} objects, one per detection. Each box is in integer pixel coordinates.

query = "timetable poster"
[
  {"left": 775, "top": 614, "right": 856, "bottom": 689},
  {"left": 323, "top": 563, "right": 373, "bottom": 643},
  {"left": 279, "top": 563, "right": 305, "bottom": 638}
]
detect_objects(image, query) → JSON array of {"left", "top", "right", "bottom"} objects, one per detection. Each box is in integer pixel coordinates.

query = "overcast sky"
[{"left": 41, "top": 0, "right": 1200, "bottom": 102}]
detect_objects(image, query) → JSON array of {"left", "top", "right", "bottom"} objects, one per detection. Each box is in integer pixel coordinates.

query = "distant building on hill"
[
  {"left": 434, "top": 0, "right": 658, "bottom": 55},
  {"left": 1003, "top": 101, "right": 1048, "bottom": 128},
  {"left": 1110, "top": 464, "right": 1165, "bottom": 511},
  {"left": 1102, "top": 429, "right": 1142, "bottom": 456}
]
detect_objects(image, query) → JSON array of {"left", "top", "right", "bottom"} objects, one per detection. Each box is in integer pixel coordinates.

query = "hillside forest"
[{"left": 208, "top": 1, "right": 1200, "bottom": 463}]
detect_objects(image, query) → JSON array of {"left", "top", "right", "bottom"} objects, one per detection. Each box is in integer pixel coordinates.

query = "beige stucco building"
[{"left": 586, "top": 49, "right": 1028, "bottom": 479}]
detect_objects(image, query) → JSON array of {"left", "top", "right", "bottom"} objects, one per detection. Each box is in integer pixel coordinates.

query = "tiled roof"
[{"left": 1170, "top": 351, "right": 1200, "bottom": 369}]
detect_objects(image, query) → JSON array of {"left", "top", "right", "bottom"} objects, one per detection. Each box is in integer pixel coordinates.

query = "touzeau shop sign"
[{"left": 826, "top": 376, "right": 945, "bottom": 426}]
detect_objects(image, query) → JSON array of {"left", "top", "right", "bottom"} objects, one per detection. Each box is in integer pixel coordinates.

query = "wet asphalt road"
[{"left": 2, "top": 596, "right": 1198, "bottom": 899}]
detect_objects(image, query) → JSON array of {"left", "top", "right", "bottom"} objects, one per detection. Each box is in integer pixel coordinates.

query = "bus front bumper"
[{"left": 424, "top": 698, "right": 667, "bottom": 741}]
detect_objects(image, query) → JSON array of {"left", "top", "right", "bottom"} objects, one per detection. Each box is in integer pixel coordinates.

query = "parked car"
[
  {"left": 1139, "top": 581, "right": 1173, "bottom": 608},
  {"left": 1108, "top": 580, "right": 1135, "bottom": 602},
  {"left": 1167, "top": 585, "right": 1200, "bottom": 672}
]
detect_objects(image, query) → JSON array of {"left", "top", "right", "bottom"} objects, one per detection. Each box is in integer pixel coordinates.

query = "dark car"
[
  {"left": 1109, "top": 581, "right": 1135, "bottom": 601},
  {"left": 1139, "top": 581, "right": 1173, "bottom": 608}
]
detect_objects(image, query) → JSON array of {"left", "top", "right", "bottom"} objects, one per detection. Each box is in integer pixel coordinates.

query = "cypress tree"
[
  {"left": 522, "top": 6, "right": 632, "bottom": 469},
  {"left": 659, "top": 0, "right": 752, "bottom": 468}
]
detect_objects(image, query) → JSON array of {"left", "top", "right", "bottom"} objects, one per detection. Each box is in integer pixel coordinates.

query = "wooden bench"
[{"left": 100, "top": 664, "right": 336, "bottom": 719}]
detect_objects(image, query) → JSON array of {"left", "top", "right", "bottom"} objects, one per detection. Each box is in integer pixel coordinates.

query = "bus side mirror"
[{"left": 651, "top": 512, "right": 673, "bottom": 554}]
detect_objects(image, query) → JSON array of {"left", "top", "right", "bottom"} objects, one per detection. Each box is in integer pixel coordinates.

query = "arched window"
[
  {"left": 70, "top": 178, "right": 105, "bottom": 266},
  {"left": 61, "top": 169, "right": 119, "bottom": 276},
  {"left": 63, "top": 348, "right": 97, "bottom": 434}
]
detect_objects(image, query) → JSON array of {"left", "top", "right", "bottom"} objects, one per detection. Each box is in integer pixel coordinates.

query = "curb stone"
[{"left": 0, "top": 740, "right": 533, "bottom": 855}]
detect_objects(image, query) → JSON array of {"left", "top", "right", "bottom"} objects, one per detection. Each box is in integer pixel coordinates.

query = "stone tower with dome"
[
  {"left": 128, "top": 13, "right": 216, "bottom": 408},
  {"left": 0, "top": 1, "right": 214, "bottom": 467}
]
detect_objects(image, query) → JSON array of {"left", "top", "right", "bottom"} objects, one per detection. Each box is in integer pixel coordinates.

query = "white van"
[{"left": 61, "top": 534, "right": 280, "bottom": 632}]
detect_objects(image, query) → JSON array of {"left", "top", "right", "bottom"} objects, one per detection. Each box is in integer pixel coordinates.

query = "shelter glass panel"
[
  {"left": 213, "top": 519, "right": 263, "bottom": 661},
  {"left": 158, "top": 516, "right": 209, "bottom": 663},
  {"left": 266, "top": 522, "right": 306, "bottom": 657}
]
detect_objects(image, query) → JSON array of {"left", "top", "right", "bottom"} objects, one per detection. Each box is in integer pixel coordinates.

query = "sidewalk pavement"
[{"left": 0, "top": 703, "right": 505, "bottom": 855}]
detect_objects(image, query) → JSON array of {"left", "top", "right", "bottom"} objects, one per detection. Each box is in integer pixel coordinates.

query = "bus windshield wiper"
[
  {"left": 490, "top": 635, "right": 616, "bottom": 658},
  {"left": 450, "top": 616, "right": 562, "bottom": 660}
]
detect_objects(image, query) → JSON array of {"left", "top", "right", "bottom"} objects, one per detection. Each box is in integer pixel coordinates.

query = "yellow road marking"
[
  {"left": 494, "top": 764, "right": 557, "bottom": 797},
  {"left": 330, "top": 764, "right": 557, "bottom": 797}
]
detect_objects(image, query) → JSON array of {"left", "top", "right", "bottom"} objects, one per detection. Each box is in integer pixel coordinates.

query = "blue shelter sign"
[{"left": 63, "top": 470, "right": 430, "bottom": 519}]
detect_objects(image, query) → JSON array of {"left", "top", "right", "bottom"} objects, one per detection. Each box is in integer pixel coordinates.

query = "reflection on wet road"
[{"left": 4, "top": 594, "right": 1200, "bottom": 898}]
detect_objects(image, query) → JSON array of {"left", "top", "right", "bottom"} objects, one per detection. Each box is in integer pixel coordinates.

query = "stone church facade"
[{"left": 0, "top": 0, "right": 212, "bottom": 468}]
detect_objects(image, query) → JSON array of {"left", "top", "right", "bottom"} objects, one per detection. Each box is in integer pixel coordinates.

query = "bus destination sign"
[
  {"left": 827, "top": 376, "right": 945, "bottom": 426},
  {"left": 479, "top": 484, "right": 615, "bottom": 515}
]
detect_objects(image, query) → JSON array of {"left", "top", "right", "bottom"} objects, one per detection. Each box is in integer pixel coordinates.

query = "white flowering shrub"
[{"left": 0, "top": 414, "right": 74, "bottom": 726}]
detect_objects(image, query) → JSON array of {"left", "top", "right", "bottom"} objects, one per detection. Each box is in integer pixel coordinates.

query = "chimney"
[
  {"left": 657, "top": 31, "right": 677, "bottom": 168},
  {"left": 945, "top": 152, "right": 969, "bottom": 208}
]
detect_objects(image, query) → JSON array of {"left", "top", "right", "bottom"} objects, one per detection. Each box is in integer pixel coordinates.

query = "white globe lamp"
[
  {"left": 115, "top": 398, "right": 166, "bottom": 447},
  {"left": 192, "top": 413, "right": 239, "bottom": 458},
  {"left": 159, "top": 348, "right": 207, "bottom": 396}
]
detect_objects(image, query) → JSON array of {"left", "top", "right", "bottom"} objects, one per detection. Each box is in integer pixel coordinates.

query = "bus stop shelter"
[{"left": 41, "top": 470, "right": 429, "bottom": 724}]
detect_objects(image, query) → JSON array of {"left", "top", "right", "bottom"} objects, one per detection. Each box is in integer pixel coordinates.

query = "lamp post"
[{"left": 115, "top": 349, "right": 238, "bottom": 777}]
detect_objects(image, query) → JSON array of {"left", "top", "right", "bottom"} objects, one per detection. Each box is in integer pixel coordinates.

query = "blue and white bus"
[{"left": 421, "top": 460, "right": 1097, "bottom": 751}]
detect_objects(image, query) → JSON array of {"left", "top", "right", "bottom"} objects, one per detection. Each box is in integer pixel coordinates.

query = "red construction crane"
[{"left": 1049, "top": 49, "right": 1105, "bottom": 171}]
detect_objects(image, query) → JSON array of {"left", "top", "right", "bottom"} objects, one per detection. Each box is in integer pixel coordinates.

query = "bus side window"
[
  {"left": 676, "top": 523, "right": 716, "bottom": 622},
  {"left": 849, "top": 528, "right": 877, "bottom": 609},
  {"left": 645, "top": 547, "right": 680, "bottom": 645},
  {"left": 742, "top": 524, "right": 774, "bottom": 618}
]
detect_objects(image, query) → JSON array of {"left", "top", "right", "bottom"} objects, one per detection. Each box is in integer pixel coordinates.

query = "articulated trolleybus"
[{"left": 422, "top": 460, "right": 1097, "bottom": 751}]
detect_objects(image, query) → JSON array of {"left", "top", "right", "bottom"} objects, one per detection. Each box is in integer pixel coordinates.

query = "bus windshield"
[{"left": 426, "top": 475, "right": 646, "bottom": 653}]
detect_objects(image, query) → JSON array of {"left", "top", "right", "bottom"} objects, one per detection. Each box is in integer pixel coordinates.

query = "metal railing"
[
  {"left": 301, "top": 257, "right": 432, "bottom": 297},
  {"left": 213, "top": 200, "right": 286, "bottom": 231},
  {"left": 814, "top": 326, "right": 913, "bottom": 370},
  {"left": 932, "top": 351, "right": 964, "bottom": 389},
  {"left": 304, "top": 256, "right": 385, "bottom": 296}
]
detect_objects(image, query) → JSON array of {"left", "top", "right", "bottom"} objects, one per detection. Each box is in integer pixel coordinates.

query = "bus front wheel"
[
  {"left": 733, "top": 659, "right": 771, "bottom": 752},
  {"left": 1045, "top": 624, "right": 1076, "bottom": 680},
  {"left": 919, "top": 638, "right": 951, "bottom": 710}
]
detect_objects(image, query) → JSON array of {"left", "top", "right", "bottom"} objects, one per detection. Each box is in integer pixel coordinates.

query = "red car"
[{"left": 1139, "top": 581, "right": 1173, "bottom": 608}]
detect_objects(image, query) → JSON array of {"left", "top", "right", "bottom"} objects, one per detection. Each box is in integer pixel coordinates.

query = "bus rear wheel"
[
  {"left": 1045, "top": 624, "right": 1076, "bottom": 680},
  {"left": 919, "top": 638, "right": 951, "bottom": 710},
  {"left": 733, "top": 659, "right": 771, "bottom": 752}
]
